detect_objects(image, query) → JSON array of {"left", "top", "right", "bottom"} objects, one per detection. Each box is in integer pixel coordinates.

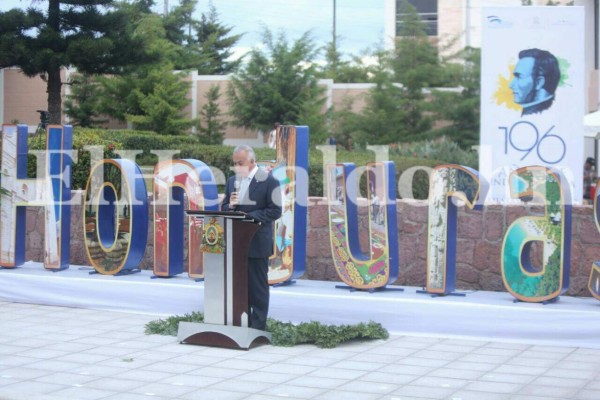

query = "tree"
[
  {"left": 318, "top": 38, "right": 372, "bottom": 83},
  {"left": 429, "top": 47, "right": 481, "bottom": 147},
  {"left": 163, "top": 0, "right": 207, "bottom": 71},
  {"left": 195, "top": 2, "right": 243, "bottom": 74},
  {"left": 125, "top": 64, "right": 194, "bottom": 135},
  {"left": 163, "top": 0, "right": 197, "bottom": 47},
  {"left": 352, "top": 51, "right": 425, "bottom": 147},
  {"left": 64, "top": 73, "right": 107, "bottom": 128},
  {"left": 386, "top": 0, "right": 436, "bottom": 140},
  {"left": 197, "top": 84, "right": 227, "bottom": 144},
  {"left": 393, "top": 0, "right": 443, "bottom": 89},
  {"left": 329, "top": 97, "right": 361, "bottom": 149},
  {"left": 97, "top": 14, "right": 194, "bottom": 135},
  {"left": 0, "top": 0, "right": 157, "bottom": 124},
  {"left": 228, "top": 29, "right": 326, "bottom": 144},
  {"left": 162, "top": 0, "right": 242, "bottom": 74}
]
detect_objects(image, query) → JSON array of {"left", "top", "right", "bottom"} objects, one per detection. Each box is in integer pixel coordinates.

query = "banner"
[{"left": 480, "top": 6, "right": 584, "bottom": 203}]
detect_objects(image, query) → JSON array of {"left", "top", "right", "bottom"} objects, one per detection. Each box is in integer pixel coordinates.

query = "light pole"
[{"left": 333, "top": 0, "right": 337, "bottom": 50}]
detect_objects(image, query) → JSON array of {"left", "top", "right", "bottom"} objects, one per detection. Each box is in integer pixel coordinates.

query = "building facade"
[
  {"left": 385, "top": 0, "right": 598, "bottom": 113},
  {"left": 0, "top": 69, "right": 374, "bottom": 147}
]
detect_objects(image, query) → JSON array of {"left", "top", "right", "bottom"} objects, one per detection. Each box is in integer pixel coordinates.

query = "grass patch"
[{"left": 145, "top": 312, "right": 389, "bottom": 349}]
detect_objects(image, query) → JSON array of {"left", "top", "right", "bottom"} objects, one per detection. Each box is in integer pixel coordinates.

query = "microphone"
[{"left": 232, "top": 177, "right": 241, "bottom": 210}]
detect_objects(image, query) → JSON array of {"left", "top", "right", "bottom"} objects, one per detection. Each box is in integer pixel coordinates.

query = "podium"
[{"left": 177, "top": 210, "right": 272, "bottom": 349}]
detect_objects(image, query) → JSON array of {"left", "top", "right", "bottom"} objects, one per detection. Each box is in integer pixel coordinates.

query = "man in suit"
[{"left": 221, "top": 145, "right": 282, "bottom": 330}]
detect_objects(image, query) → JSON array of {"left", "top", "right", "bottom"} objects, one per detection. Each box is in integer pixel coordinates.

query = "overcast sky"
[{"left": 0, "top": 0, "right": 386, "bottom": 60}]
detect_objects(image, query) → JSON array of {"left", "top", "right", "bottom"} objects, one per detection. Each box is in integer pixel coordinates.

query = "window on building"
[{"left": 396, "top": 0, "right": 438, "bottom": 37}]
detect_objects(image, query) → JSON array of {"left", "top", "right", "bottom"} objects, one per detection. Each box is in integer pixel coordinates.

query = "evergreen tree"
[
  {"left": 195, "top": 2, "right": 243, "bottom": 74},
  {"left": 393, "top": 0, "right": 443, "bottom": 89},
  {"left": 163, "top": 0, "right": 198, "bottom": 47},
  {"left": 126, "top": 63, "right": 194, "bottom": 135},
  {"left": 387, "top": 0, "right": 436, "bottom": 140},
  {"left": 97, "top": 14, "right": 194, "bottom": 135},
  {"left": 197, "top": 84, "right": 227, "bottom": 144},
  {"left": 318, "top": 38, "right": 372, "bottom": 83},
  {"left": 0, "top": 0, "right": 157, "bottom": 124},
  {"left": 429, "top": 47, "right": 481, "bottom": 147},
  {"left": 163, "top": 0, "right": 209, "bottom": 71},
  {"left": 64, "top": 73, "right": 107, "bottom": 128},
  {"left": 228, "top": 29, "right": 326, "bottom": 144},
  {"left": 353, "top": 51, "right": 417, "bottom": 146},
  {"left": 330, "top": 97, "right": 361, "bottom": 149}
]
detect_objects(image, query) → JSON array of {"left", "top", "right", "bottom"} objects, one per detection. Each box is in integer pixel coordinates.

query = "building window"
[{"left": 396, "top": 0, "right": 438, "bottom": 37}]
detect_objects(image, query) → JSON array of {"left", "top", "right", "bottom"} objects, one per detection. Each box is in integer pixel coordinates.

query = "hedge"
[
  {"left": 25, "top": 128, "right": 444, "bottom": 198},
  {"left": 179, "top": 145, "right": 441, "bottom": 199}
]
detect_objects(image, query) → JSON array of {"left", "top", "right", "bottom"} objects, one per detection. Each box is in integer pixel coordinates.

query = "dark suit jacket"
[{"left": 221, "top": 168, "right": 282, "bottom": 258}]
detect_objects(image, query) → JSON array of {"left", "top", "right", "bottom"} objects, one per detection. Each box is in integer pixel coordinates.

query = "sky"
[{"left": 0, "top": 0, "right": 386, "bottom": 60}]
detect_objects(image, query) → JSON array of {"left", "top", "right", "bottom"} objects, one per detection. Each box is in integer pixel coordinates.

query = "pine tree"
[
  {"left": 429, "top": 47, "right": 481, "bottom": 147},
  {"left": 0, "top": 0, "right": 157, "bottom": 124},
  {"left": 388, "top": 0, "right": 436, "bottom": 140},
  {"left": 64, "top": 73, "right": 107, "bottom": 128},
  {"left": 163, "top": 0, "right": 209, "bottom": 71},
  {"left": 353, "top": 51, "right": 415, "bottom": 146},
  {"left": 197, "top": 85, "right": 227, "bottom": 144},
  {"left": 228, "top": 29, "right": 326, "bottom": 144},
  {"left": 195, "top": 2, "right": 243, "bottom": 74},
  {"left": 97, "top": 15, "right": 194, "bottom": 135},
  {"left": 125, "top": 63, "right": 195, "bottom": 135},
  {"left": 318, "top": 38, "right": 372, "bottom": 83}
]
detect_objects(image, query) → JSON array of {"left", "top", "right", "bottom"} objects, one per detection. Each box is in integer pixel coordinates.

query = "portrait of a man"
[{"left": 510, "top": 48, "right": 560, "bottom": 116}]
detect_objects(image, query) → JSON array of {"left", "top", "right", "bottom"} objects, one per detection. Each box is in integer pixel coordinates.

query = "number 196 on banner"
[{"left": 498, "top": 121, "right": 566, "bottom": 165}]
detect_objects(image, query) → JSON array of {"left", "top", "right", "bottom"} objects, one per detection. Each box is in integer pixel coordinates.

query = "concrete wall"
[
  {"left": 1, "top": 68, "right": 63, "bottom": 130},
  {"left": 23, "top": 192, "right": 599, "bottom": 297},
  {"left": 0, "top": 70, "right": 381, "bottom": 147}
]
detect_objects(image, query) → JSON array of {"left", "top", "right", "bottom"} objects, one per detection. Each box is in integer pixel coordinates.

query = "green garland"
[{"left": 144, "top": 312, "right": 389, "bottom": 349}]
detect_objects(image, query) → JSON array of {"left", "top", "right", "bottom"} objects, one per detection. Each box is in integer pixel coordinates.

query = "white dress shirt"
[{"left": 239, "top": 165, "right": 258, "bottom": 203}]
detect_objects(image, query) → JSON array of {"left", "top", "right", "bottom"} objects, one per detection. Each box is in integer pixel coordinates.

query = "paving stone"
[{"left": 1, "top": 302, "right": 599, "bottom": 400}]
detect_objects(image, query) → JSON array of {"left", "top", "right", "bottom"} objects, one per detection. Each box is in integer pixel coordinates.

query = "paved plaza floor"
[{"left": 0, "top": 300, "right": 599, "bottom": 400}]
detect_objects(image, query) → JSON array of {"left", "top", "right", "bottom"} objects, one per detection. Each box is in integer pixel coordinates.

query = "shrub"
[
  {"left": 307, "top": 148, "right": 441, "bottom": 199},
  {"left": 144, "top": 311, "right": 389, "bottom": 349},
  {"left": 25, "top": 128, "right": 447, "bottom": 198},
  {"left": 392, "top": 138, "right": 478, "bottom": 169}
]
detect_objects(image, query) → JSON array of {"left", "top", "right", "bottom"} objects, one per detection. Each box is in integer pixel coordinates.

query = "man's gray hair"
[{"left": 233, "top": 145, "right": 256, "bottom": 161}]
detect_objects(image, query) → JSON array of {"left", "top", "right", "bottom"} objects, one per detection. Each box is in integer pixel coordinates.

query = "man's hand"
[{"left": 229, "top": 192, "right": 239, "bottom": 209}]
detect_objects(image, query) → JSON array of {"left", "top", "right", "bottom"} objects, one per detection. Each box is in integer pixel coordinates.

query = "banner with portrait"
[{"left": 480, "top": 6, "right": 584, "bottom": 203}]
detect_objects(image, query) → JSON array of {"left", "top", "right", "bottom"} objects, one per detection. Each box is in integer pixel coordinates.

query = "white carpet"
[{"left": 1, "top": 262, "right": 599, "bottom": 349}]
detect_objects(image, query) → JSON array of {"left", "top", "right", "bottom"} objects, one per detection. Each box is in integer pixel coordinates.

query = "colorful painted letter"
[
  {"left": 326, "top": 162, "right": 399, "bottom": 289},
  {"left": 426, "top": 165, "right": 487, "bottom": 294},
  {"left": 501, "top": 166, "right": 572, "bottom": 302},
  {"left": 83, "top": 159, "right": 148, "bottom": 275},
  {"left": 266, "top": 125, "right": 309, "bottom": 284},
  {"left": 589, "top": 177, "right": 600, "bottom": 300},
  {"left": 153, "top": 159, "right": 219, "bottom": 278},
  {"left": 0, "top": 124, "right": 72, "bottom": 270}
]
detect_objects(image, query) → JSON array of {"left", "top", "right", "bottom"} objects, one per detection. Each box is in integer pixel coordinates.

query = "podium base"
[{"left": 177, "top": 322, "right": 272, "bottom": 350}]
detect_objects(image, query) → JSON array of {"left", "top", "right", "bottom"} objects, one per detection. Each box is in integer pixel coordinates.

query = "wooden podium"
[{"left": 178, "top": 210, "right": 272, "bottom": 349}]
